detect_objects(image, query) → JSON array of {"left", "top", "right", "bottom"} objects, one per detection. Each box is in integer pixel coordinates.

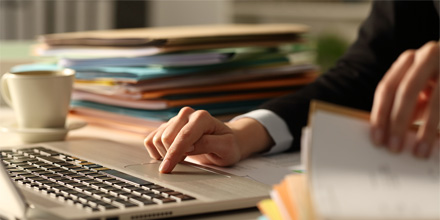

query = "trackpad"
[{"left": 125, "top": 161, "right": 229, "bottom": 183}]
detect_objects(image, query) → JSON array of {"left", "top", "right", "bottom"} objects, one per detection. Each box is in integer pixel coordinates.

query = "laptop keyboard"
[{"left": 0, "top": 147, "right": 195, "bottom": 212}]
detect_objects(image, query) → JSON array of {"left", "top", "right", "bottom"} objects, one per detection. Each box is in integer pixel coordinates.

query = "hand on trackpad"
[{"left": 125, "top": 161, "right": 229, "bottom": 182}]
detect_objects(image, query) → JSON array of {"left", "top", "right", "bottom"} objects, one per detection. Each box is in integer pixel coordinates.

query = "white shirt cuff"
[{"left": 231, "top": 109, "right": 293, "bottom": 155}]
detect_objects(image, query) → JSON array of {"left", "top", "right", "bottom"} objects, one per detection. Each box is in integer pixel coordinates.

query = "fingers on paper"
[
  {"left": 371, "top": 49, "right": 415, "bottom": 147},
  {"left": 414, "top": 82, "right": 439, "bottom": 158},
  {"left": 371, "top": 41, "right": 439, "bottom": 156},
  {"left": 390, "top": 42, "right": 439, "bottom": 145}
]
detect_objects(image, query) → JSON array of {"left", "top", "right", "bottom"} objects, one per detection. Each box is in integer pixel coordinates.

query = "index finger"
[{"left": 159, "top": 110, "right": 221, "bottom": 173}]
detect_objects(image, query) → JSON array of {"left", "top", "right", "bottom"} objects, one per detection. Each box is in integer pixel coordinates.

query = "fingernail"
[
  {"left": 416, "top": 142, "right": 429, "bottom": 158},
  {"left": 159, "top": 159, "right": 171, "bottom": 173},
  {"left": 372, "top": 129, "right": 383, "bottom": 146},
  {"left": 389, "top": 136, "right": 401, "bottom": 152}
]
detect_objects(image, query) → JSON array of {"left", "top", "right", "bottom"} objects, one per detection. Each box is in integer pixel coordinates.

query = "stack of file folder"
[
  {"left": 19, "top": 24, "right": 318, "bottom": 134},
  {"left": 258, "top": 174, "right": 315, "bottom": 220}
]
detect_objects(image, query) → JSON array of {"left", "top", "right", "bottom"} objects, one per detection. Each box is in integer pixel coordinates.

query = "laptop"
[{"left": 0, "top": 139, "right": 270, "bottom": 220}]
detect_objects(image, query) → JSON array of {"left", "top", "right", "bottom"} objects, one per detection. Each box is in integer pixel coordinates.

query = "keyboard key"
[
  {"left": 61, "top": 189, "right": 77, "bottom": 196},
  {"left": 96, "top": 176, "right": 115, "bottom": 182},
  {"left": 18, "top": 180, "right": 32, "bottom": 185},
  {"left": 70, "top": 167, "right": 88, "bottom": 172},
  {"left": 146, "top": 184, "right": 163, "bottom": 190},
  {"left": 100, "top": 169, "right": 153, "bottom": 186},
  {"left": 36, "top": 156, "right": 64, "bottom": 164},
  {"left": 4, "top": 158, "right": 34, "bottom": 164},
  {"left": 98, "top": 204, "right": 119, "bottom": 211},
  {"left": 43, "top": 173, "right": 62, "bottom": 178},
  {"left": 170, "top": 194, "right": 196, "bottom": 202},
  {"left": 84, "top": 189, "right": 103, "bottom": 195},
  {"left": 66, "top": 182, "right": 84, "bottom": 189},
  {"left": 132, "top": 189, "right": 155, "bottom": 196},
  {"left": 145, "top": 194, "right": 166, "bottom": 200},
  {"left": 122, "top": 185, "right": 140, "bottom": 192},
  {"left": 102, "top": 195, "right": 119, "bottom": 203},
  {"left": 161, "top": 198, "right": 177, "bottom": 204},
  {"left": 152, "top": 187, "right": 174, "bottom": 194},
  {"left": 112, "top": 198, "right": 139, "bottom": 208},
  {"left": 86, "top": 173, "right": 107, "bottom": 178},
  {"left": 129, "top": 196, "right": 156, "bottom": 206},
  {"left": 0, "top": 150, "right": 13, "bottom": 156},
  {"left": 82, "top": 179, "right": 101, "bottom": 185},
  {"left": 84, "top": 205, "right": 100, "bottom": 212},
  {"left": 114, "top": 182, "right": 133, "bottom": 188},
  {"left": 84, "top": 164, "right": 103, "bottom": 169},
  {"left": 17, "top": 165, "right": 35, "bottom": 170}
]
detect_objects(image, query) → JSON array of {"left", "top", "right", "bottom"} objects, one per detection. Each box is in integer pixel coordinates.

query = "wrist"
[{"left": 226, "top": 117, "right": 274, "bottom": 160}]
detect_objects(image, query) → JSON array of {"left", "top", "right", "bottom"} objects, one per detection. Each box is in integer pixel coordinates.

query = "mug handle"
[{"left": 1, "top": 73, "right": 13, "bottom": 107}]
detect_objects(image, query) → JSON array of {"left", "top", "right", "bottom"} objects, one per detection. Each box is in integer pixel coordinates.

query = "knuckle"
[
  {"left": 417, "top": 42, "right": 439, "bottom": 63},
  {"left": 179, "top": 106, "right": 195, "bottom": 116},
  {"left": 143, "top": 136, "right": 150, "bottom": 145},
  {"left": 157, "top": 123, "right": 168, "bottom": 130},
  {"left": 376, "top": 80, "right": 396, "bottom": 98},
  {"left": 395, "top": 49, "right": 415, "bottom": 66},
  {"left": 174, "top": 107, "right": 195, "bottom": 122},
  {"left": 152, "top": 135, "right": 162, "bottom": 146},
  {"left": 424, "top": 41, "right": 439, "bottom": 54},
  {"left": 376, "top": 81, "right": 389, "bottom": 94},
  {"left": 144, "top": 133, "right": 156, "bottom": 146},
  {"left": 192, "top": 110, "right": 210, "bottom": 120},
  {"left": 161, "top": 133, "right": 174, "bottom": 147},
  {"left": 401, "top": 49, "right": 416, "bottom": 60}
]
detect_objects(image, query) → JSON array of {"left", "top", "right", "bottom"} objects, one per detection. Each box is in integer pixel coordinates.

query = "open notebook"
[{"left": 259, "top": 101, "right": 439, "bottom": 220}]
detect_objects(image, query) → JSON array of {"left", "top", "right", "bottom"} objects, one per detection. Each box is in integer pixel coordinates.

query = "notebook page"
[{"left": 308, "top": 109, "right": 439, "bottom": 220}]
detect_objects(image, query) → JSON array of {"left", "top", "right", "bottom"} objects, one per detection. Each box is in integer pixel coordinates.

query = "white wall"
[
  {"left": 147, "top": 1, "right": 371, "bottom": 43},
  {"left": 148, "top": 0, "right": 232, "bottom": 27}
]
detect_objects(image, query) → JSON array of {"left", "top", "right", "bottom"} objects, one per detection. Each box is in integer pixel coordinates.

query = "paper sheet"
[{"left": 309, "top": 108, "right": 440, "bottom": 220}]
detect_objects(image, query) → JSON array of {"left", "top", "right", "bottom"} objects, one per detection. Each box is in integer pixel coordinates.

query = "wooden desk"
[{"left": 0, "top": 107, "right": 262, "bottom": 220}]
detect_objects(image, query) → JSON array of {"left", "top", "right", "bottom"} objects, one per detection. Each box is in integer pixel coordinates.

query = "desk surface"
[{"left": 0, "top": 107, "right": 262, "bottom": 220}]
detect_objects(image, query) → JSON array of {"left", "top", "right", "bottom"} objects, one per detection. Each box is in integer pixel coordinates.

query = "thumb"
[{"left": 187, "top": 134, "right": 240, "bottom": 166}]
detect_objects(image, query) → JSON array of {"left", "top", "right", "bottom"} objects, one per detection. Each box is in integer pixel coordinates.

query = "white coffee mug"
[{"left": 1, "top": 69, "right": 75, "bottom": 129}]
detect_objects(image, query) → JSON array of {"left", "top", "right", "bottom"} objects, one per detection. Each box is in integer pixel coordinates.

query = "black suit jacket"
[{"left": 259, "top": 1, "right": 439, "bottom": 151}]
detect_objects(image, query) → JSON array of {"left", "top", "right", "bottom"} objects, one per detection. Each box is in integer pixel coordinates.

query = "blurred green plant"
[{"left": 315, "top": 33, "right": 349, "bottom": 73}]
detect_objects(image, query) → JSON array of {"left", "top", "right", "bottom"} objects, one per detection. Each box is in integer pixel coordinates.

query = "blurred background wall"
[{"left": 0, "top": 0, "right": 371, "bottom": 107}]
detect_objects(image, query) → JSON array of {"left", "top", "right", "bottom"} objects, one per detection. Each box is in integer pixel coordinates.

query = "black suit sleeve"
[{"left": 258, "top": 1, "right": 439, "bottom": 151}]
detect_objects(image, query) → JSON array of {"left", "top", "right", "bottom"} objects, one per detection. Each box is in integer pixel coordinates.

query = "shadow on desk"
[{"left": 166, "top": 207, "right": 261, "bottom": 220}]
